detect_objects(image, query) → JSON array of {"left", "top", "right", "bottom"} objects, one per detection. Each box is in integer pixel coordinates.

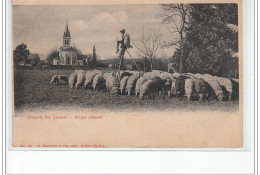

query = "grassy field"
[{"left": 14, "top": 69, "right": 239, "bottom": 112}]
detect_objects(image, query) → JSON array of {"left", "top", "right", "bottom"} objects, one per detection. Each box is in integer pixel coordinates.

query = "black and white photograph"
[{"left": 12, "top": 1, "right": 242, "bottom": 148}]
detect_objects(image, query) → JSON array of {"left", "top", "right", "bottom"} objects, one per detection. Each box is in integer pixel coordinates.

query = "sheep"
[
  {"left": 92, "top": 74, "right": 106, "bottom": 91},
  {"left": 175, "top": 76, "right": 186, "bottom": 99},
  {"left": 172, "top": 72, "right": 180, "bottom": 79},
  {"left": 152, "top": 70, "right": 163, "bottom": 76},
  {"left": 105, "top": 75, "right": 119, "bottom": 95},
  {"left": 195, "top": 78, "right": 209, "bottom": 101},
  {"left": 74, "top": 69, "right": 79, "bottom": 75},
  {"left": 171, "top": 79, "right": 176, "bottom": 95},
  {"left": 201, "top": 74, "right": 213, "bottom": 79},
  {"left": 202, "top": 76, "right": 224, "bottom": 101},
  {"left": 50, "top": 75, "right": 59, "bottom": 85},
  {"left": 164, "top": 78, "right": 172, "bottom": 98},
  {"left": 119, "top": 76, "right": 130, "bottom": 94},
  {"left": 185, "top": 78, "right": 196, "bottom": 100},
  {"left": 143, "top": 72, "right": 156, "bottom": 80},
  {"left": 159, "top": 72, "right": 174, "bottom": 81},
  {"left": 232, "top": 78, "right": 239, "bottom": 83},
  {"left": 103, "top": 72, "right": 114, "bottom": 81},
  {"left": 126, "top": 75, "right": 139, "bottom": 95},
  {"left": 214, "top": 76, "right": 233, "bottom": 101},
  {"left": 117, "top": 71, "right": 133, "bottom": 80},
  {"left": 152, "top": 76, "right": 164, "bottom": 96},
  {"left": 75, "top": 72, "right": 86, "bottom": 89},
  {"left": 84, "top": 71, "right": 98, "bottom": 89},
  {"left": 92, "top": 69, "right": 103, "bottom": 75},
  {"left": 194, "top": 73, "right": 203, "bottom": 79},
  {"left": 139, "top": 80, "right": 157, "bottom": 99},
  {"left": 58, "top": 75, "right": 68, "bottom": 84},
  {"left": 68, "top": 73, "right": 77, "bottom": 89},
  {"left": 74, "top": 69, "right": 85, "bottom": 76},
  {"left": 135, "top": 76, "right": 148, "bottom": 96}
]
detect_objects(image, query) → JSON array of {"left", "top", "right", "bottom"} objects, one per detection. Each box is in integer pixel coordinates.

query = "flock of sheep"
[{"left": 50, "top": 69, "right": 239, "bottom": 101}]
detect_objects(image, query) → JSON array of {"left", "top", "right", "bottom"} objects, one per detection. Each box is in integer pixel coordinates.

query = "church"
[
  {"left": 54, "top": 22, "right": 78, "bottom": 65},
  {"left": 52, "top": 22, "right": 96, "bottom": 66}
]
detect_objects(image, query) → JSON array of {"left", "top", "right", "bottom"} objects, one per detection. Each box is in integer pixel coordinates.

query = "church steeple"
[
  {"left": 64, "top": 22, "right": 70, "bottom": 37},
  {"left": 63, "top": 22, "right": 71, "bottom": 49}
]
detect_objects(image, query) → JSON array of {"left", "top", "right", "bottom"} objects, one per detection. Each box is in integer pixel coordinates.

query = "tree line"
[
  {"left": 133, "top": 4, "right": 238, "bottom": 78},
  {"left": 161, "top": 3, "right": 238, "bottom": 78}
]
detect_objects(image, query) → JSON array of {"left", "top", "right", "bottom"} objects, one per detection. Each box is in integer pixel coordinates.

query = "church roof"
[{"left": 63, "top": 22, "right": 71, "bottom": 37}]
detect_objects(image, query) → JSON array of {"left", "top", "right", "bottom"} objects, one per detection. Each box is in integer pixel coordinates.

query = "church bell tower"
[{"left": 63, "top": 22, "right": 71, "bottom": 49}]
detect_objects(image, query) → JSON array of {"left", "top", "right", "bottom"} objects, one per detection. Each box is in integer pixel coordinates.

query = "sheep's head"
[
  {"left": 165, "top": 79, "right": 172, "bottom": 87},
  {"left": 186, "top": 93, "right": 192, "bottom": 100},
  {"left": 111, "top": 87, "right": 118, "bottom": 95},
  {"left": 218, "top": 93, "right": 224, "bottom": 101},
  {"left": 126, "top": 89, "right": 131, "bottom": 96},
  {"left": 198, "top": 94, "right": 203, "bottom": 101}
]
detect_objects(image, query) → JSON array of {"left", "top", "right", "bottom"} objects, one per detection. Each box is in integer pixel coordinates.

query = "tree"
[
  {"left": 30, "top": 53, "right": 40, "bottom": 67},
  {"left": 13, "top": 43, "right": 30, "bottom": 66},
  {"left": 160, "top": 4, "right": 190, "bottom": 73},
  {"left": 46, "top": 48, "right": 59, "bottom": 63},
  {"left": 183, "top": 4, "right": 238, "bottom": 77},
  {"left": 134, "top": 28, "right": 163, "bottom": 71}
]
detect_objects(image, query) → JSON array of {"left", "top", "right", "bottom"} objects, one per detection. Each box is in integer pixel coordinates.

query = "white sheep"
[
  {"left": 172, "top": 72, "right": 180, "bottom": 79},
  {"left": 74, "top": 69, "right": 85, "bottom": 76},
  {"left": 139, "top": 80, "right": 157, "bottom": 99},
  {"left": 194, "top": 73, "right": 203, "bottom": 79},
  {"left": 232, "top": 78, "right": 239, "bottom": 83},
  {"left": 202, "top": 75, "right": 224, "bottom": 101},
  {"left": 75, "top": 72, "right": 86, "bottom": 89},
  {"left": 152, "top": 70, "right": 163, "bottom": 76},
  {"left": 103, "top": 72, "right": 114, "bottom": 81},
  {"left": 143, "top": 72, "right": 156, "bottom": 80},
  {"left": 84, "top": 71, "right": 98, "bottom": 89},
  {"left": 119, "top": 76, "right": 130, "bottom": 94},
  {"left": 158, "top": 72, "right": 174, "bottom": 81},
  {"left": 185, "top": 78, "right": 196, "bottom": 100},
  {"left": 68, "top": 73, "right": 77, "bottom": 89},
  {"left": 126, "top": 75, "right": 139, "bottom": 95},
  {"left": 92, "top": 74, "right": 106, "bottom": 91},
  {"left": 92, "top": 69, "right": 103, "bottom": 75},
  {"left": 135, "top": 76, "right": 148, "bottom": 96},
  {"left": 105, "top": 75, "right": 119, "bottom": 95},
  {"left": 214, "top": 76, "right": 233, "bottom": 101},
  {"left": 50, "top": 75, "right": 59, "bottom": 85}
]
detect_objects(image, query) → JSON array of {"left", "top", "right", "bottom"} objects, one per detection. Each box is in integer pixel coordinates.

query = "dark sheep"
[
  {"left": 175, "top": 76, "right": 186, "bottom": 99},
  {"left": 195, "top": 78, "right": 209, "bottom": 101},
  {"left": 152, "top": 76, "right": 164, "bottom": 96}
]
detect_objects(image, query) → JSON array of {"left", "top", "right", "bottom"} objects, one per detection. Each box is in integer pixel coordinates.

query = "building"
[
  {"left": 53, "top": 57, "right": 60, "bottom": 65},
  {"left": 57, "top": 22, "right": 77, "bottom": 65}
]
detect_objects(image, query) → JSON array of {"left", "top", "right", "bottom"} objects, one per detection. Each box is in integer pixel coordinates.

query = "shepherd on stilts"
[{"left": 116, "top": 29, "right": 132, "bottom": 81}]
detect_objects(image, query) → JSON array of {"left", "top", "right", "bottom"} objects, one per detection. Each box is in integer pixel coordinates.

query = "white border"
[{"left": 4, "top": 0, "right": 256, "bottom": 174}]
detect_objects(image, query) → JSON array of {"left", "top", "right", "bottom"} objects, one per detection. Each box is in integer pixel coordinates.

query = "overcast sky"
[{"left": 13, "top": 5, "right": 175, "bottom": 60}]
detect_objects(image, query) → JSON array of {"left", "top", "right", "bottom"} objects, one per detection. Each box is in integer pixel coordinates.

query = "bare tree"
[
  {"left": 134, "top": 28, "right": 163, "bottom": 71},
  {"left": 160, "top": 4, "right": 190, "bottom": 73}
]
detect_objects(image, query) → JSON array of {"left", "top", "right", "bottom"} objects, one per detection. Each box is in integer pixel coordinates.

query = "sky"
[{"left": 13, "top": 5, "right": 176, "bottom": 60}]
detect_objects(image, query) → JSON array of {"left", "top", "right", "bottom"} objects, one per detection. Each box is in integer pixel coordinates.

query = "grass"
[{"left": 14, "top": 69, "right": 239, "bottom": 112}]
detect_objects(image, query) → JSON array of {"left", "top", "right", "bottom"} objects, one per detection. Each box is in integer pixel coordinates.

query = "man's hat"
[{"left": 120, "top": 29, "right": 125, "bottom": 33}]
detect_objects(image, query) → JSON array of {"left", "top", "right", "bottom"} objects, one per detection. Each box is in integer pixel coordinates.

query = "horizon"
[{"left": 13, "top": 5, "right": 176, "bottom": 60}]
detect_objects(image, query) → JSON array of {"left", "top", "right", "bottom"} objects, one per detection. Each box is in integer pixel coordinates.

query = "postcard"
[{"left": 12, "top": 0, "right": 242, "bottom": 148}]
